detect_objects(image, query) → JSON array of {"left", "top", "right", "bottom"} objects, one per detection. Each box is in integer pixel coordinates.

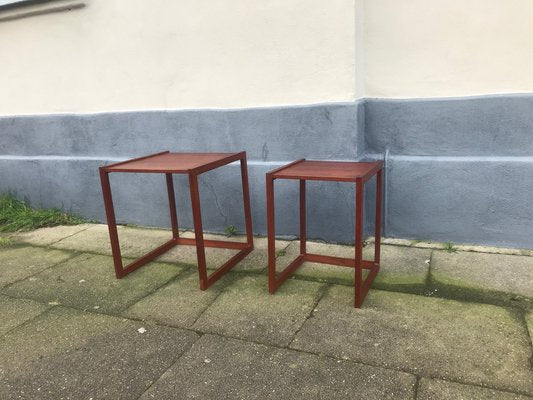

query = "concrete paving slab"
[
  {"left": 0, "top": 295, "right": 50, "bottom": 335},
  {"left": 51, "top": 224, "right": 179, "bottom": 258},
  {"left": 454, "top": 245, "right": 533, "bottom": 257},
  {"left": 367, "top": 236, "right": 448, "bottom": 250},
  {"left": 2, "top": 253, "right": 185, "bottom": 314},
  {"left": 283, "top": 241, "right": 430, "bottom": 292},
  {"left": 291, "top": 286, "right": 533, "bottom": 395},
  {"left": 180, "top": 231, "right": 247, "bottom": 243},
  {"left": 0, "top": 306, "right": 199, "bottom": 400},
  {"left": 527, "top": 312, "right": 533, "bottom": 347},
  {"left": 123, "top": 270, "right": 233, "bottom": 328},
  {"left": 139, "top": 334, "right": 416, "bottom": 400},
  {"left": 367, "top": 236, "right": 533, "bottom": 257},
  {"left": 371, "top": 245, "right": 431, "bottom": 290},
  {"left": 0, "top": 246, "right": 73, "bottom": 287},
  {"left": 431, "top": 251, "right": 533, "bottom": 306},
  {"left": 417, "top": 378, "right": 533, "bottom": 400},
  {"left": 193, "top": 274, "right": 325, "bottom": 346},
  {"left": 11, "top": 224, "right": 92, "bottom": 246},
  {"left": 157, "top": 232, "right": 292, "bottom": 272},
  {"left": 44, "top": 225, "right": 288, "bottom": 272}
]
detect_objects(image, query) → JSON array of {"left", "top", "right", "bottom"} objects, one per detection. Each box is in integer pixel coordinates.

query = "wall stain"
[{"left": 262, "top": 143, "right": 269, "bottom": 161}]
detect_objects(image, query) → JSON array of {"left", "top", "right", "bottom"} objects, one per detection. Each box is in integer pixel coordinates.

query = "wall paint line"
[
  {"left": 365, "top": 154, "right": 533, "bottom": 163},
  {"left": 3, "top": 93, "right": 533, "bottom": 118},
  {"left": 3, "top": 154, "right": 533, "bottom": 164},
  {"left": 0, "top": 101, "right": 360, "bottom": 119},
  {"left": 0, "top": 155, "right": 359, "bottom": 166}
]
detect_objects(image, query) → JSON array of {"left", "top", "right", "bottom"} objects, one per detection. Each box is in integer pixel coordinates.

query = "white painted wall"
[
  {"left": 0, "top": 0, "right": 356, "bottom": 115},
  {"left": 362, "top": 0, "right": 533, "bottom": 98},
  {"left": 2, "top": 0, "right": 533, "bottom": 115}
]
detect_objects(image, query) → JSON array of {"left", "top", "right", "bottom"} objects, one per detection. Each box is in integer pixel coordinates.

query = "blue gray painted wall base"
[
  {"left": 0, "top": 103, "right": 363, "bottom": 243},
  {"left": 364, "top": 95, "right": 533, "bottom": 248},
  {"left": 1, "top": 95, "right": 532, "bottom": 248}
]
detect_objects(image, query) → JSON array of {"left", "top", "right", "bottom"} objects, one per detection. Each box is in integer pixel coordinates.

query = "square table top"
[
  {"left": 101, "top": 151, "right": 243, "bottom": 174},
  {"left": 270, "top": 159, "right": 383, "bottom": 182}
]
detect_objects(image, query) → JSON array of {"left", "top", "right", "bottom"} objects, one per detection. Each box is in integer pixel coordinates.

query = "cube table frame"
[
  {"left": 99, "top": 151, "right": 254, "bottom": 290},
  {"left": 266, "top": 159, "right": 383, "bottom": 308}
]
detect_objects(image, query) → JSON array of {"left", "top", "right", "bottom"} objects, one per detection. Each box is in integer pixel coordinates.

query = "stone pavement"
[{"left": 1, "top": 224, "right": 532, "bottom": 399}]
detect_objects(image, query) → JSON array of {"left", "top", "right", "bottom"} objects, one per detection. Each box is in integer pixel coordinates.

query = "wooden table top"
[
  {"left": 271, "top": 160, "right": 383, "bottom": 182},
  {"left": 101, "top": 151, "right": 243, "bottom": 173}
]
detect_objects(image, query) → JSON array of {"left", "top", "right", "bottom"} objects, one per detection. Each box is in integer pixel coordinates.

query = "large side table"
[
  {"left": 266, "top": 159, "right": 383, "bottom": 308},
  {"left": 99, "top": 151, "right": 254, "bottom": 290}
]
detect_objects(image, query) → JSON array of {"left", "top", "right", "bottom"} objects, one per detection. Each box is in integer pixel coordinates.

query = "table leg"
[
  {"left": 374, "top": 169, "right": 383, "bottom": 265},
  {"left": 240, "top": 154, "right": 254, "bottom": 247},
  {"left": 166, "top": 173, "right": 179, "bottom": 239},
  {"left": 99, "top": 169, "right": 124, "bottom": 278},
  {"left": 189, "top": 172, "right": 208, "bottom": 290},
  {"left": 355, "top": 178, "right": 364, "bottom": 308},
  {"left": 300, "top": 180, "right": 306, "bottom": 255},
  {"left": 267, "top": 174, "right": 276, "bottom": 293}
]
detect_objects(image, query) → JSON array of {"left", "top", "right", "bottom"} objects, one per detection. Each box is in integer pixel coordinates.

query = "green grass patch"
[
  {"left": 0, "top": 236, "right": 13, "bottom": 246},
  {"left": 443, "top": 241, "right": 458, "bottom": 253},
  {"left": 223, "top": 225, "right": 238, "bottom": 237},
  {"left": 0, "top": 194, "right": 89, "bottom": 232}
]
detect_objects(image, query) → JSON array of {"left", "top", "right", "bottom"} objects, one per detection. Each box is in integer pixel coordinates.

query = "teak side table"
[
  {"left": 266, "top": 159, "right": 383, "bottom": 308},
  {"left": 99, "top": 151, "right": 254, "bottom": 290}
]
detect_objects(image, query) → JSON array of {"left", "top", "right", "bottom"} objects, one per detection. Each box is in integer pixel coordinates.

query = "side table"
[
  {"left": 266, "top": 159, "right": 383, "bottom": 307},
  {"left": 99, "top": 151, "right": 254, "bottom": 290}
]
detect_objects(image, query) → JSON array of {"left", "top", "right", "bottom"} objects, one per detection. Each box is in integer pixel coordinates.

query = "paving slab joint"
[
  {"left": 8, "top": 293, "right": 530, "bottom": 397},
  {"left": 0, "top": 249, "right": 81, "bottom": 291},
  {"left": 287, "top": 283, "right": 330, "bottom": 348},
  {"left": 7, "top": 228, "right": 532, "bottom": 312},
  {"left": 198, "top": 329, "right": 421, "bottom": 383},
  {"left": 423, "top": 249, "right": 434, "bottom": 294},
  {"left": 413, "top": 376, "right": 421, "bottom": 400},
  {"left": 1, "top": 303, "right": 57, "bottom": 337},
  {"left": 46, "top": 224, "right": 94, "bottom": 247},
  {"left": 188, "top": 286, "right": 227, "bottom": 327},
  {"left": 117, "top": 267, "right": 196, "bottom": 316},
  {"left": 133, "top": 329, "right": 203, "bottom": 400},
  {"left": 524, "top": 314, "right": 533, "bottom": 371},
  {"left": 426, "top": 277, "right": 531, "bottom": 311}
]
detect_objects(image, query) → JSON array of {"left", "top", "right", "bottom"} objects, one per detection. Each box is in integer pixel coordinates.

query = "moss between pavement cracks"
[
  {"left": 429, "top": 250, "right": 533, "bottom": 309},
  {"left": 1, "top": 241, "right": 533, "bottom": 398},
  {"left": 290, "top": 286, "right": 533, "bottom": 396},
  {"left": 527, "top": 313, "right": 533, "bottom": 350},
  {"left": 428, "top": 274, "right": 532, "bottom": 310},
  {"left": 2, "top": 224, "right": 533, "bottom": 396},
  {"left": 2, "top": 252, "right": 188, "bottom": 315},
  {"left": 282, "top": 241, "right": 431, "bottom": 295},
  {"left": 2, "top": 277, "right": 532, "bottom": 398},
  {"left": 0, "top": 306, "right": 199, "bottom": 400},
  {"left": 367, "top": 236, "right": 533, "bottom": 257},
  {"left": 5, "top": 224, "right": 533, "bottom": 311}
]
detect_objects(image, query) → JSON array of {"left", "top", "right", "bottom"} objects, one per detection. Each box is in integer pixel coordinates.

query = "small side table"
[
  {"left": 99, "top": 151, "right": 254, "bottom": 290},
  {"left": 266, "top": 159, "right": 383, "bottom": 308}
]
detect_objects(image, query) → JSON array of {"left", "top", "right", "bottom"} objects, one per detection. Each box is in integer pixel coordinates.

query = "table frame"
[
  {"left": 99, "top": 151, "right": 254, "bottom": 290},
  {"left": 266, "top": 159, "right": 383, "bottom": 308}
]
